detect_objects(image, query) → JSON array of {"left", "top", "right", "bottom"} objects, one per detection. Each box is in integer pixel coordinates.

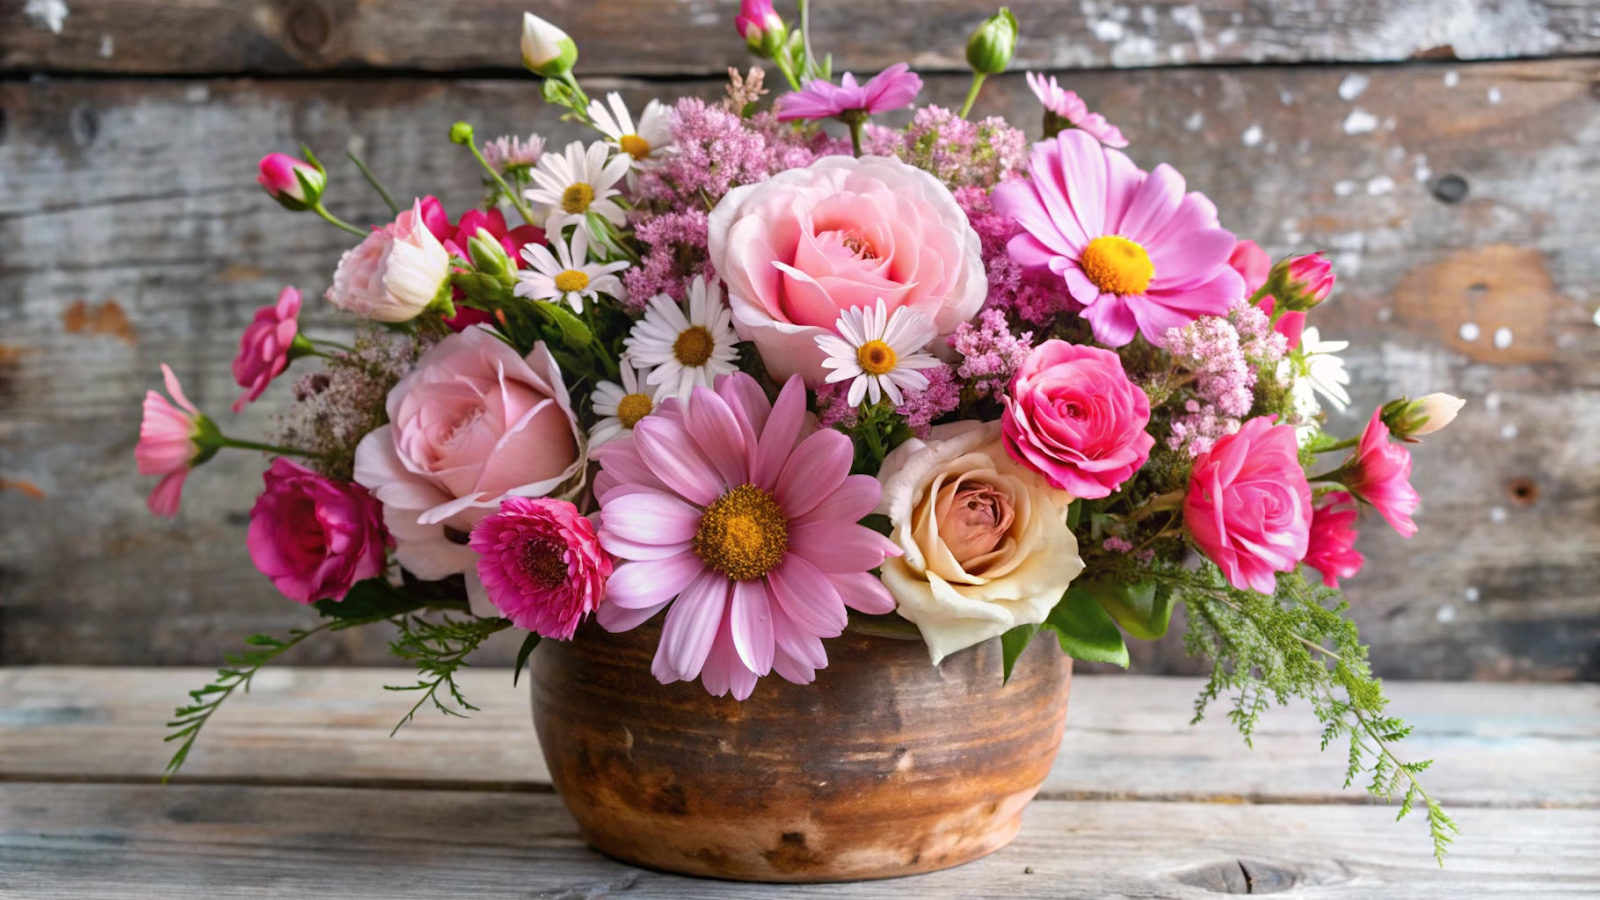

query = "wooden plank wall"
[{"left": 1, "top": 1, "right": 1597, "bottom": 677}]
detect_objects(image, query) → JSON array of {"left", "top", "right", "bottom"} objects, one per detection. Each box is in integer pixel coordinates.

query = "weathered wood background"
[{"left": 1, "top": 1, "right": 1597, "bottom": 676}]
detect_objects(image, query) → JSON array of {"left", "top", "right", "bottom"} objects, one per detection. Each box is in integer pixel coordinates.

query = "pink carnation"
[
  {"left": 247, "top": 458, "right": 388, "bottom": 604},
  {"left": 232, "top": 287, "right": 302, "bottom": 413},
  {"left": 775, "top": 63, "right": 923, "bottom": 121},
  {"left": 470, "top": 497, "right": 612, "bottom": 639},
  {"left": 1304, "top": 491, "right": 1364, "bottom": 588},
  {"left": 1184, "top": 417, "right": 1312, "bottom": 594},
  {"left": 1342, "top": 408, "right": 1421, "bottom": 538},
  {"left": 1002, "top": 340, "right": 1153, "bottom": 499}
]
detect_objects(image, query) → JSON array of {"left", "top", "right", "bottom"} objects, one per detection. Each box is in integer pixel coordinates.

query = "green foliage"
[
  {"left": 385, "top": 613, "right": 512, "bottom": 735},
  {"left": 1077, "top": 577, "right": 1176, "bottom": 641},
  {"left": 1047, "top": 587, "right": 1130, "bottom": 666},
  {"left": 1000, "top": 623, "right": 1040, "bottom": 683},
  {"left": 512, "top": 632, "right": 542, "bottom": 688}
]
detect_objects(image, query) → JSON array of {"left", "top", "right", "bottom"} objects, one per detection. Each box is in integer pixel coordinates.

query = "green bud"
[
  {"left": 467, "top": 227, "right": 516, "bottom": 285},
  {"left": 522, "top": 12, "right": 579, "bottom": 79},
  {"left": 449, "top": 122, "right": 475, "bottom": 145},
  {"left": 966, "top": 7, "right": 1018, "bottom": 76}
]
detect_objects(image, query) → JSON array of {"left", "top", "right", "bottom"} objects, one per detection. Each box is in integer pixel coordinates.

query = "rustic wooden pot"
[{"left": 529, "top": 617, "right": 1073, "bottom": 882}]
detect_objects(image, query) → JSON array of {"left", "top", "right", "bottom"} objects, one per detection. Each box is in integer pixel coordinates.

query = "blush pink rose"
[
  {"left": 707, "top": 154, "right": 986, "bottom": 382},
  {"left": 1001, "top": 340, "right": 1153, "bottom": 499},
  {"left": 247, "top": 458, "right": 388, "bottom": 604},
  {"left": 325, "top": 199, "right": 451, "bottom": 323},
  {"left": 1342, "top": 408, "right": 1420, "bottom": 538},
  {"left": 1304, "top": 491, "right": 1364, "bottom": 588},
  {"left": 231, "top": 286, "right": 303, "bottom": 413},
  {"left": 1184, "top": 416, "right": 1312, "bottom": 594},
  {"left": 353, "top": 326, "right": 584, "bottom": 614}
]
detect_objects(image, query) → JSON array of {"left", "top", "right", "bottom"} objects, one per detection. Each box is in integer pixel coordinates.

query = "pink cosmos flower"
[
  {"left": 1304, "top": 491, "right": 1364, "bottom": 588},
  {"left": 1342, "top": 408, "right": 1420, "bottom": 538},
  {"left": 136, "top": 364, "right": 209, "bottom": 517},
  {"left": 1184, "top": 417, "right": 1312, "bottom": 594},
  {"left": 775, "top": 63, "right": 923, "bottom": 122},
  {"left": 247, "top": 458, "right": 388, "bottom": 604},
  {"left": 594, "top": 373, "right": 900, "bottom": 700},
  {"left": 1001, "top": 340, "right": 1153, "bottom": 499},
  {"left": 470, "top": 497, "right": 612, "bottom": 639},
  {"left": 1025, "top": 72, "right": 1127, "bottom": 148},
  {"left": 994, "top": 130, "right": 1245, "bottom": 348},
  {"left": 231, "top": 287, "right": 302, "bottom": 413},
  {"left": 1229, "top": 239, "right": 1304, "bottom": 349},
  {"left": 256, "top": 152, "right": 324, "bottom": 210}
]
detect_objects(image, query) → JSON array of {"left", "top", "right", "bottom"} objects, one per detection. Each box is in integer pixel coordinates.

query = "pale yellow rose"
[{"left": 876, "top": 420, "right": 1085, "bottom": 664}]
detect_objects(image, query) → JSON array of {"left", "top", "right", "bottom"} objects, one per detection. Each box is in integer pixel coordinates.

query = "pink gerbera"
[
  {"left": 471, "top": 497, "right": 613, "bottom": 640},
  {"left": 775, "top": 63, "right": 923, "bottom": 122},
  {"left": 994, "top": 130, "right": 1245, "bottom": 348},
  {"left": 1025, "top": 72, "right": 1127, "bottom": 148},
  {"left": 594, "top": 372, "right": 900, "bottom": 700}
]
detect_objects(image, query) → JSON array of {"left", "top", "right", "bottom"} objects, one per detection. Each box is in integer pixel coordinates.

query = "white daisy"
[
  {"left": 624, "top": 276, "right": 741, "bottom": 406},
  {"left": 515, "top": 228, "right": 629, "bottom": 313},
  {"left": 816, "top": 299, "right": 940, "bottom": 407},
  {"left": 587, "top": 92, "right": 674, "bottom": 167},
  {"left": 1295, "top": 326, "right": 1352, "bottom": 412},
  {"left": 523, "top": 140, "right": 631, "bottom": 240},
  {"left": 590, "top": 358, "right": 657, "bottom": 449}
]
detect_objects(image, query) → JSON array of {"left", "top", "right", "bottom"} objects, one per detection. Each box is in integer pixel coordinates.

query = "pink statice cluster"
[
  {"left": 633, "top": 99, "right": 820, "bottom": 212},
  {"left": 895, "top": 365, "right": 962, "bottom": 437},
  {"left": 889, "top": 107, "right": 1028, "bottom": 188},
  {"left": 1229, "top": 299, "right": 1289, "bottom": 370},
  {"left": 621, "top": 209, "right": 711, "bottom": 308},
  {"left": 949, "top": 308, "right": 1033, "bottom": 397},
  {"left": 955, "top": 186, "right": 1075, "bottom": 326},
  {"left": 1164, "top": 315, "right": 1255, "bottom": 458}
]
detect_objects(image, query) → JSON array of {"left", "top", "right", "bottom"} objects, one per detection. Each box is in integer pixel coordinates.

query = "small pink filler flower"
[
  {"left": 1304, "top": 491, "right": 1364, "bottom": 588},
  {"left": 594, "top": 373, "right": 901, "bottom": 700},
  {"left": 136, "top": 364, "right": 215, "bottom": 517},
  {"left": 994, "top": 130, "right": 1245, "bottom": 348},
  {"left": 247, "top": 458, "right": 388, "bottom": 604},
  {"left": 232, "top": 286, "right": 304, "bottom": 412},
  {"left": 1342, "top": 408, "right": 1421, "bottom": 538},
  {"left": 471, "top": 497, "right": 613, "bottom": 640},
  {"left": 775, "top": 63, "right": 923, "bottom": 122},
  {"left": 1025, "top": 72, "right": 1127, "bottom": 148}
]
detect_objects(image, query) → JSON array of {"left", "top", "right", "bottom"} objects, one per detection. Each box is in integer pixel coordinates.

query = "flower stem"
[
  {"left": 959, "top": 72, "right": 987, "bottom": 119},
  {"left": 798, "top": 0, "right": 818, "bottom": 80},
  {"left": 847, "top": 118, "right": 864, "bottom": 157},
  {"left": 1315, "top": 435, "right": 1360, "bottom": 453},
  {"left": 464, "top": 136, "right": 538, "bottom": 225},
  {"left": 312, "top": 203, "right": 368, "bottom": 237},
  {"left": 347, "top": 152, "right": 401, "bottom": 215},
  {"left": 219, "top": 437, "right": 324, "bottom": 459}
]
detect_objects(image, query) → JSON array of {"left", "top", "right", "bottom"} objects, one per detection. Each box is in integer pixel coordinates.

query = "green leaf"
[
  {"left": 1044, "top": 587, "right": 1130, "bottom": 667},
  {"left": 314, "top": 578, "right": 429, "bottom": 621},
  {"left": 532, "top": 301, "right": 594, "bottom": 349},
  {"left": 1078, "top": 578, "right": 1177, "bottom": 641},
  {"left": 1066, "top": 499, "right": 1083, "bottom": 530},
  {"left": 512, "top": 632, "right": 542, "bottom": 688},
  {"left": 999, "top": 623, "right": 1041, "bottom": 684}
]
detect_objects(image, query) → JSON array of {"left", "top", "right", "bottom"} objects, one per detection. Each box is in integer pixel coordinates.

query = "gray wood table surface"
[{"left": 1, "top": 667, "right": 1596, "bottom": 897}]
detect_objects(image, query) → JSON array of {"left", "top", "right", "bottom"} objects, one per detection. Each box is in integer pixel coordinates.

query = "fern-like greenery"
[{"left": 384, "top": 613, "right": 511, "bottom": 735}]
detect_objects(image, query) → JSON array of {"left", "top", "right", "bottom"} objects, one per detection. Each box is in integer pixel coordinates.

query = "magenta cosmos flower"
[
  {"left": 775, "top": 63, "right": 923, "bottom": 122},
  {"left": 232, "top": 286, "right": 304, "bottom": 413},
  {"left": 1025, "top": 72, "right": 1127, "bottom": 148},
  {"left": 994, "top": 130, "right": 1245, "bottom": 348},
  {"left": 594, "top": 373, "right": 900, "bottom": 700},
  {"left": 471, "top": 497, "right": 612, "bottom": 640},
  {"left": 1342, "top": 408, "right": 1420, "bottom": 538},
  {"left": 136, "top": 364, "right": 214, "bottom": 516}
]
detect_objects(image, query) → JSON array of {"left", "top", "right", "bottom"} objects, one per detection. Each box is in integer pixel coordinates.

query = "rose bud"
[
  {"left": 521, "top": 12, "right": 578, "bottom": 78},
  {"left": 1267, "top": 251, "right": 1335, "bottom": 312},
  {"left": 735, "top": 0, "right": 788, "bottom": 58},
  {"left": 1380, "top": 392, "right": 1465, "bottom": 442},
  {"left": 966, "top": 7, "right": 1019, "bottom": 76},
  {"left": 256, "top": 152, "right": 325, "bottom": 211}
]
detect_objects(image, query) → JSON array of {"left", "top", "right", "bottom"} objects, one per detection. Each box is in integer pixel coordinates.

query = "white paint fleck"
[
  {"left": 98, "top": 33, "right": 112, "bottom": 57},
  {"left": 1171, "top": 4, "right": 1204, "bottom": 38},
  {"left": 1140, "top": 6, "right": 1159, "bottom": 27},
  {"left": 184, "top": 85, "right": 209, "bottom": 103},
  {"left": 1338, "top": 73, "right": 1370, "bottom": 100},
  {"left": 1490, "top": 506, "right": 1508, "bottom": 524},
  {"left": 1501, "top": 422, "right": 1519, "bottom": 439},
  {"left": 1464, "top": 587, "right": 1480, "bottom": 603},
  {"left": 1436, "top": 604, "right": 1457, "bottom": 624},
  {"left": 1377, "top": 307, "right": 1394, "bottom": 322},
  {"left": 1593, "top": 307, "right": 1600, "bottom": 327},
  {"left": 1343, "top": 108, "right": 1378, "bottom": 135},
  {"left": 1241, "top": 125, "right": 1263, "bottom": 147},
  {"left": 1414, "top": 153, "right": 1432, "bottom": 183},
  {"left": 1090, "top": 18, "right": 1125, "bottom": 41},
  {"left": 1459, "top": 321, "right": 1481, "bottom": 341},
  {"left": 1485, "top": 392, "right": 1501, "bottom": 412},
  {"left": 1367, "top": 176, "right": 1395, "bottom": 196},
  {"left": 23, "top": 0, "right": 69, "bottom": 33},
  {"left": 251, "top": 668, "right": 295, "bottom": 691},
  {"left": 1184, "top": 111, "right": 1205, "bottom": 132},
  {"left": 1279, "top": 89, "right": 1294, "bottom": 106},
  {"left": 1334, "top": 180, "right": 1358, "bottom": 197},
  {"left": 1444, "top": 70, "right": 1460, "bottom": 88},
  {"left": 1488, "top": 86, "right": 1502, "bottom": 105},
  {"left": 1493, "top": 326, "right": 1513, "bottom": 349}
]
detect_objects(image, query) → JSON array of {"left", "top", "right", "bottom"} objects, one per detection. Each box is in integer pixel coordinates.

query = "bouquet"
[{"left": 137, "top": 2, "right": 1463, "bottom": 861}]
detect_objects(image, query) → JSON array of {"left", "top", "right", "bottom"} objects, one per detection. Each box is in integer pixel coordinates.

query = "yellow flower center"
[
  {"left": 554, "top": 269, "right": 590, "bottom": 293},
  {"left": 520, "top": 539, "right": 569, "bottom": 589},
  {"left": 619, "top": 134, "right": 652, "bottom": 160},
  {"left": 673, "top": 325, "right": 715, "bottom": 367},
  {"left": 561, "top": 183, "right": 595, "bottom": 214},
  {"left": 616, "top": 392, "right": 653, "bottom": 428},
  {"left": 694, "top": 484, "right": 789, "bottom": 581},
  {"left": 857, "top": 339, "right": 898, "bottom": 376},
  {"left": 1079, "top": 235, "right": 1155, "bottom": 296}
]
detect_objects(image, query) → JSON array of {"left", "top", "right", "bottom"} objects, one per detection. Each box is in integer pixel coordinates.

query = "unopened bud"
[
  {"left": 449, "top": 122, "right": 475, "bottom": 145},
  {"left": 1380, "top": 393, "right": 1465, "bottom": 442},
  {"left": 256, "top": 152, "right": 326, "bottom": 211},
  {"left": 966, "top": 8, "right": 1019, "bottom": 76},
  {"left": 468, "top": 227, "right": 516, "bottom": 284},
  {"left": 521, "top": 12, "right": 578, "bottom": 79},
  {"left": 1267, "top": 252, "right": 1335, "bottom": 312},
  {"left": 735, "top": 0, "right": 788, "bottom": 59}
]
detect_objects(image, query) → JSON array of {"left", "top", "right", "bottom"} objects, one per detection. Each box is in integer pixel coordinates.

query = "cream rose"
[{"left": 877, "top": 420, "right": 1085, "bottom": 664}]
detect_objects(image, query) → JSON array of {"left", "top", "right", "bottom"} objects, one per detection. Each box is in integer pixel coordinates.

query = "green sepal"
[
  {"left": 1043, "top": 586, "right": 1130, "bottom": 667},
  {"left": 1077, "top": 577, "right": 1177, "bottom": 641},
  {"left": 1000, "top": 622, "right": 1041, "bottom": 684},
  {"left": 512, "top": 632, "right": 542, "bottom": 687},
  {"left": 451, "top": 272, "right": 515, "bottom": 307}
]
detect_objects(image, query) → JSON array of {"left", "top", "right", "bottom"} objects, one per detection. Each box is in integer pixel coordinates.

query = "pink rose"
[
  {"left": 231, "top": 286, "right": 303, "bottom": 413},
  {"left": 1001, "top": 340, "right": 1153, "bottom": 499},
  {"left": 256, "top": 152, "right": 324, "bottom": 210},
  {"left": 1342, "top": 408, "right": 1420, "bottom": 538},
  {"left": 1184, "top": 417, "right": 1312, "bottom": 594},
  {"left": 470, "top": 496, "right": 612, "bottom": 640},
  {"left": 1304, "top": 491, "right": 1364, "bottom": 588},
  {"left": 707, "top": 154, "right": 986, "bottom": 382},
  {"left": 354, "top": 327, "right": 584, "bottom": 614},
  {"left": 247, "top": 458, "right": 388, "bottom": 604},
  {"left": 325, "top": 199, "right": 451, "bottom": 323}
]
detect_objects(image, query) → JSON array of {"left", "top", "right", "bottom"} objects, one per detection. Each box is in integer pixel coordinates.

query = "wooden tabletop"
[{"left": 1, "top": 667, "right": 1596, "bottom": 897}]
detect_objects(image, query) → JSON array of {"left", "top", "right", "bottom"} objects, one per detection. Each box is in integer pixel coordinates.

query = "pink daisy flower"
[
  {"left": 775, "top": 63, "right": 923, "bottom": 122},
  {"left": 471, "top": 497, "right": 613, "bottom": 640},
  {"left": 136, "top": 364, "right": 212, "bottom": 516},
  {"left": 1025, "top": 72, "right": 1127, "bottom": 148},
  {"left": 993, "top": 130, "right": 1245, "bottom": 348},
  {"left": 594, "top": 372, "right": 900, "bottom": 700}
]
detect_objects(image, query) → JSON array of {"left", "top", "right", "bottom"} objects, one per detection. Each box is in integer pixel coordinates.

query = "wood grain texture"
[
  {"left": 4, "top": 0, "right": 1599, "bottom": 76},
  {"left": 5, "top": 668, "right": 1597, "bottom": 809},
  {"left": 2, "top": 60, "right": 1598, "bottom": 675}
]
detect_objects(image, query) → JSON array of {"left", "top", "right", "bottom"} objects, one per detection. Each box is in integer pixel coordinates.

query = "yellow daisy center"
[
  {"left": 561, "top": 183, "right": 595, "bottom": 214},
  {"left": 857, "top": 339, "right": 898, "bottom": 376},
  {"left": 520, "top": 539, "right": 569, "bottom": 589},
  {"left": 673, "top": 325, "right": 714, "bottom": 367},
  {"left": 694, "top": 484, "right": 789, "bottom": 581},
  {"left": 554, "top": 269, "right": 590, "bottom": 293},
  {"left": 619, "top": 134, "right": 652, "bottom": 160},
  {"left": 616, "top": 392, "right": 653, "bottom": 428},
  {"left": 1080, "top": 235, "right": 1155, "bottom": 296}
]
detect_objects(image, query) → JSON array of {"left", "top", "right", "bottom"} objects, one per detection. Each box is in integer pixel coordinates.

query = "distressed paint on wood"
[{"left": 1, "top": 61, "right": 1598, "bottom": 674}]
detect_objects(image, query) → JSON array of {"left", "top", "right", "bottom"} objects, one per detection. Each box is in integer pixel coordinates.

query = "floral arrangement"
[{"left": 139, "top": 2, "right": 1463, "bottom": 860}]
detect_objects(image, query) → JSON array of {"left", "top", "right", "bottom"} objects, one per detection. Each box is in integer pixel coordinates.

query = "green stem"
[
  {"left": 798, "top": 0, "right": 819, "bottom": 80},
  {"left": 560, "top": 72, "right": 592, "bottom": 117},
  {"left": 1306, "top": 465, "right": 1350, "bottom": 483},
  {"left": 1315, "top": 436, "right": 1360, "bottom": 453},
  {"left": 465, "top": 136, "right": 537, "bottom": 225},
  {"left": 347, "top": 152, "right": 401, "bottom": 215},
  {"left": 219, "top": 437, "right": 325, "bottom": 459},
  {"left": 846, "top": 116, "right": 864, "bottom": 158},
  {"left": 774, "top": 49, "right": 804, "bottom": 91},
  {"left": 959, "top": 72, "right": 987, "bottom": 119},
  {"left": 310, "top": 338, "right": 355, "bottom": 353},
  {"left": 312, "top": 202, "right": 368, "bottom": 237}
]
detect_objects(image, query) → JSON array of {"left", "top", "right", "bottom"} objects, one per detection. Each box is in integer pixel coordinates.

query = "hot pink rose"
[
  {"left": 1304, "top": 491, "right": 1364, "bottom": 588},
  {"left": 247, "top": 458, "right": 388, "bottom": 604},
  {"left": 1001, "top": 340, "right": 1152, "bottom": 499},
  {"left": 353, "top": 327, "right": 584, "bottom": 614},
  {"left": 707, "top": 154, "right": 986, "bottom": 382},
  {"left": 1229, "top": 239, "right": 1305, "bottom": 350},
  {"left": 256, "top": 152, "right": 324, "bottom": 210},
  {"left": 231, "top": 286, "right": 303, "bottom": 413},
  {"left": 1184, "top": 417, "right": 1312, "bottom": 594},
  {"left": 1342, "top": 408, "right": 1420, "bottom": 538}
]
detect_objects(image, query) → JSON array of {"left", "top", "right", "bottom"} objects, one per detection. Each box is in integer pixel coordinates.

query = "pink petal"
[
  {"left": 753, "top": 376, "right": 807, "bottom": 491},
  {"left": 146, "top": 471, "right": 187, "bottom": 516},
  {"left": 600, "top": 490, "right": 701, "bottom": 545},
  {"left": 604, "top": 551, "right": 705, "bottom": 609},
  {"left": 788, "top": 522, "right": 894, "bottom": 574},
  {"left": 686, "top": 385, "right": 751, "bottom": 488},
  {"left": 1081, "top": 295, "right": 1139, "bottom": 347},
  {"left": 1114, "top": 163, "right": 1184, "bottom": 245},
  {"left": 633, "top": 416, "right": 723, "bottom": 507},
  {"left": 653, "top": 568, "right": 730, "bottom": 682},
  {"left": 729, "top": 578, "right": 775, "bottom": 675},
  {"left": 774, "top": 430, "right": 852, "bottom": 519},
  {"left": 598, "top": 598, "right": 670, "bottom": 632},
  {"left": 794, "top": 474, "right": 882, "bottom": 526},
  {"left": 829, "top": 570, "right": 897, "bottom": 615},
  {"left": 766, "top": 554, "right": 847, "bottom": 638}
]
